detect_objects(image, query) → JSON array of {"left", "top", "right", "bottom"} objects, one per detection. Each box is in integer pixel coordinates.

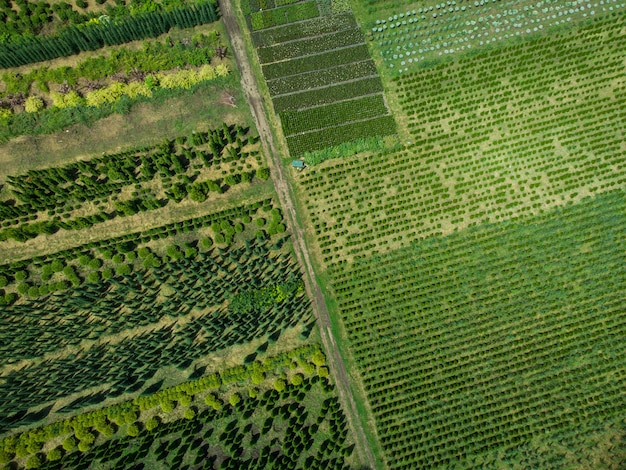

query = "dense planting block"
[
  {"left": 280, "top": 94, "right": 389, "bottom": 136},
  {"left": 251, "top": 12, "right": 356, "bottom": 46},
  {"left": 262, "top": 44, "right": 371, "bottom": 80},
  {"left": 250, "top": 0, "right": 319, "bottom": 30},
  {"left": 332, "top": 191, "right": 626, "bottom": 469},
  {"left": 267, "top": 59, "right": 378, "bottom": 96},
  {"left": 272, "top": 76, "right": 384, "bottom": 112},
  {"left": 257, "top": 27, "right": 365, "bottom": 63},
  {"left": 286, "top": 115, "right": 396, "bottom": 155}
]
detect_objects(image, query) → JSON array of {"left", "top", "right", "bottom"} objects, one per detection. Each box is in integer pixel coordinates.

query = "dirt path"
[{"left": 218, "top": 2, "right": 377, "bottom": 468}]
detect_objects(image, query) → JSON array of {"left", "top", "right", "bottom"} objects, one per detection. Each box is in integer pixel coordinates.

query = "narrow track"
[{"left": 218, "top": 1, "right": 377, "bottom": 468}]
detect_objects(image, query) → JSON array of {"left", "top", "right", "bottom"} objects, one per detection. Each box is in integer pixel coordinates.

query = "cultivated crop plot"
[
  {"left": 0, "top": 1, "right": 361, "bottom": 467},
  {"left": 240, "top": 0, "right": 396, "bottom": 156},
  {"left": 365, "top": 0, "right": 625, "bottom": 73},
  {"left": 299, "top": 14, "right": 625, "bottom": 267},
  {"left": 292, "top": 1, "right": 626, "bottom": 468}
]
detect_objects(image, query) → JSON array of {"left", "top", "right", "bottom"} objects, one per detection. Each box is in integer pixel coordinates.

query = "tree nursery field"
[
  {"left": 1, "top": 0, "right": 625, "bottom": 468},
  {"left": 283, "top": 0, "right": 624, "bottom": 469},
  {"left": 0, "top": 0, "right": 359, "bottom": 469}
]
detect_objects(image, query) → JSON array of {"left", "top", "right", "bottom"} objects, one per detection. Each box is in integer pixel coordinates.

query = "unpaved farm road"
[{"left": 219, "top": 1, "right": 378, "bottom": 468}]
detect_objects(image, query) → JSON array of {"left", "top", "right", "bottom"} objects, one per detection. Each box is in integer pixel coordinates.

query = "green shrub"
[
  {"left": 274, "top": 379, "right": 286, "bottom": 392},
  {"left": 46, "top": 448, "right": 62, "bottom": 462},
  {"left": 183, "top": 408, "right": 196, "bottom": 420},
  {"left": 62, "top": 436, "right": 76, "bottom": 452},
  {"left": 25, "top": 454, "right": 42, "bottom": 469},
  {"left": 311, "top": 350, "right": 326, "bottom": 366},
  {"left": 115, "top": 264, "right": 131, "bottom": 276},
  {"left": 14, "top": 270, "right": 27, "bottom": 281},
  {"left": 17, "top": 283, "right": 30, "bottom": 295},
  {"left": 229, "top": 393, "right": 241, "bottom": 407},
  {"left": 126, "top": 424, "right": 139, "bottom": 437},
  {"left": 256, "top": 167, "right": 270, "bottom": 180},
  {"left": 160, "top": 400, "right": 175, "bottom": 413},
  {"left": 101, "top": 268, "right": 113, "bottom": 279},
  {"left": 145, "top": 417, "right": 159, "bottom": 431},
  {"left": 0, "top": 448, "right": 14, "bottom": 464},
  {"left": 77, "top": 440, "right": 91, "bottom": 452},
  {"left": 200, "top": 237, "right": 213, "bottom": 249},
  {"left": 290, "top": 373, "right": 303, "bottom": 386}
]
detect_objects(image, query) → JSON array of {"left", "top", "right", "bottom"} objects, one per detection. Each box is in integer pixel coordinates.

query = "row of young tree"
[{"left": 0, "top": 0, "right": 219, "bottom": 67}]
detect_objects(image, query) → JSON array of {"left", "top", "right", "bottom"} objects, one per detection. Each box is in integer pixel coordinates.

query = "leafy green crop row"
[
  {"left": 250, "top": 0, "right": 319, "bottom": 31},
  {"left": 267, "top": 59, "right": 377, "bottom": 96},
  {"left": 251, "top": 11, "right": 356, "bottom": 47},
  {"left": 280, "top": 94, "right": 389, "bottom": 136},
  {"left": 0, "top": 32, "right": 224, "bottom": 98},
  {"left": 272, "top": 76, "right": 383, "bottom": 112},
  {"left": 262, "top": 44, "right": 370, "bottom": 80},
  {"left": 257, "top": 26, "right": 364, "bottom": 64},
  {"left": 286, "top": 115, "right": 396, "bottom": 156}
]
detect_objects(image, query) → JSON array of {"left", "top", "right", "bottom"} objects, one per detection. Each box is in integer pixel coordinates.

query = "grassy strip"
[
  {"left": 302, "top": 135, "right": 388, "bottom": 166},
  {"left": 257, "top": 26, "right": 364, "bottom": 63},
  {"left": 280, "top": 94, "right": 388, "bottom": 136},
  {"left": 251, "top": 11, "right": 356, "bottom": 46},
  {"left": 267, "top": 59, "right": 377, "bottom": 96},
  {"left": 272, "top": 76, "right": 383, "bottom": 112},
  {"left": 262, "top": 43, "right": 370, "bottom": 80},
  {"left": 286, "top": 115, "right": 396, "bottom": 156}
]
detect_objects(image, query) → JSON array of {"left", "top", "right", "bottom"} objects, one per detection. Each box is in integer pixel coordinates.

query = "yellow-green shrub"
[
  {"left": 24, "top": 96, "right": 44, "bottom": 113},
  {"left": 51, "top": 91, "right": 84, "bottom": 109},
  {"left": 124, "top": 81, "right": 152, "bottom": 99},
  {"left": 0, "top": 108, "right": 12, "bottom": 120},
  {"left": 85, "top": 82, "right": 126, "bottom": 107},
  {"left": 215, "top": 64, "right": 229, "bottom": 77}
]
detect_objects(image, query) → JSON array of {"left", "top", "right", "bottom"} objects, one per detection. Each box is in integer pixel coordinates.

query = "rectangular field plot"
[
  {"left": 280, "top": 94, "right": 389, "bottom": 136},
  {"left": 332, "top": 191, "right": 626, "bottom": 469},
  {"left": 262, "top": 44, "right": 371, "bottom": 80},
  {"left": 267, "top": 59, "right": 378, "bottom": 96},
  {"left": 364, "top": 0, "right": 625, "bottom": 73},
  {"left": 252, "top": 12, "right": 356, "bottom": 47},
  {"left": 272, "top": 76, "right": 384, "bottom": 112},
  {"left": 250, "top": 0, "right": 319, "bottom": 31},
  {"left": 297, "top": 16, "right": 626, "bottom": 267},
  {"left": 257, "top": 27, "right": 365, "bottom": 63},
  {"left": 286, "top": 115, "right": 396, "bottom": 156}
]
